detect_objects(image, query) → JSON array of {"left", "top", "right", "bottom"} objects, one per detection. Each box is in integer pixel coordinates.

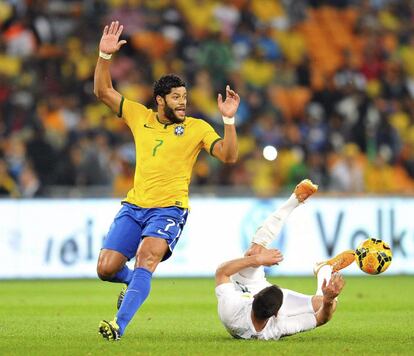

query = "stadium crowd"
[{"left": 1, "top": 0, "right": 414, "bottom": 197}]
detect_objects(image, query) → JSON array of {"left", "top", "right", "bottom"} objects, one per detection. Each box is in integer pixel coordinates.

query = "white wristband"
[
  {"left": 222, "top": 116, "right": 235, "bottom": 125},
  {"left": 99, "top": 51, "right": 112, "bottom": 60}
]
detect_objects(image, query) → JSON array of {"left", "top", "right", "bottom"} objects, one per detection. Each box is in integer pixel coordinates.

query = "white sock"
[
  {"left": 316, "top": 265, "right": 332, "bottom": 296},
  {"left": 252, "top": 194, "right": 299, "bottom": 247}
]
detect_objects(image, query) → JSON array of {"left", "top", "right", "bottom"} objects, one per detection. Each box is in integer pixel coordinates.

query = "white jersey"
[{"left": 215, "top": 282, "right": 317, "bottom": 340}]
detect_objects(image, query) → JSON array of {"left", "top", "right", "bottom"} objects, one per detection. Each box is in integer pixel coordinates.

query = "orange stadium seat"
[
  {"left": 131, "top": 31, "right": 173, "bottom": 59},
  {"left": 299, "top": 6, "right": 362, "bottom": 85},
  {"left": 268, "top": 86, "right": 311, "bottom": 120}
]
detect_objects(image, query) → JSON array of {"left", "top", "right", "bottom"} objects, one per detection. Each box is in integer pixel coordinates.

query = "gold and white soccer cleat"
[
  {"left": 313, "top": 250, "right": 356, "bottom": 276},
  {"left": 117, "top": 287, "right": 126, "bottom": 310},
  {"left": 99, "top": 319, "right": 121, "bottom": 341},
  {"left": 294, "top": 179, "right": 318, "bottom": 203}
]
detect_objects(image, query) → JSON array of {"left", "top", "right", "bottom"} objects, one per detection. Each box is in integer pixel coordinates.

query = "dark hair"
[
  {"left": 153, "top": 74, "right": 186, "bottom": 100},
  {"left": 252, "top": 285, "right": 283, "bottom": 320}
]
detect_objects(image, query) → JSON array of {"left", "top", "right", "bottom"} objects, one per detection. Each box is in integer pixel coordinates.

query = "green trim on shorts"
[{"left": 117, "top": 96, "right": 125, "bottom": 118}]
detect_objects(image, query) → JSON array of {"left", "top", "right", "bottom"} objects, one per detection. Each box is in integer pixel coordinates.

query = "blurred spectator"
[
  {"left": 307, "top": 152, "right": 330, "bottom": 191},
  {"left": 55, "top": 144, "right": 84, "bottom": 186},
  {"left": 196, "top": 31, "right": 234, "bottom": 89},
  {"left": 401, "top": 143, "right": 414, "bottom": 179},
  {"left": 244, "top": 147, "right": 280, "bottom": 197},
  {"left": 26, "top": 126, "right": 57, "bottom": 185},
  {"left": 334, "top": 50, "right": 366, "bottom": 92},
  {"left": 240, "top": 46, "right": 275, "bottom": 88},
  {"left": 365, "top": 148, "right": 413, "bottom": 193},
  {"left": 74, "top": 133, "right": 112, "bottom": 186},
  {"left": 189, "top": 69, "right": 220, "bottom": 122},
  {"left": 112, "top": 158, "right": 134, "bottom": 198},
  {"left": 329, "top": 144, "right": 365, "bottom": 193},
  {"left": 19, "top": 164, "right": 42, "bottom": 198},
  {"left": 0, "top": 158, "right": 19, "bottom": 197},
  {"left": 4, "top": 135, "right": 26, "bottom": 179}
]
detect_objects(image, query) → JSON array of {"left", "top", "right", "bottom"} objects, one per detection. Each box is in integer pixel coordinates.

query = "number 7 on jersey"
[{"left": 152, "top": 139, "right": 164, "bottom": 156}]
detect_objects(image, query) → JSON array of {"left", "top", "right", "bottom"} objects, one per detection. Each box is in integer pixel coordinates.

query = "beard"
[{"left": 164, "top": 102, "right": 185, "bottom": 124}]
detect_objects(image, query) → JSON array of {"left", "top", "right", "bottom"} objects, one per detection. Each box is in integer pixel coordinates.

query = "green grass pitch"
[{"left": 1, "top": 276, "right": 413, "bottom": 355}]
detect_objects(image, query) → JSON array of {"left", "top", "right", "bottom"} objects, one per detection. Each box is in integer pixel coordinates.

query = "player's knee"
[{"left": 96, "top": 262, "right": 117, "bottom": 281}]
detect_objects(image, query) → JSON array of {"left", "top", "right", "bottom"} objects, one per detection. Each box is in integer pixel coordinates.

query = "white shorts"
[{"left": 231, "top": 267, "right": 314, "bottom": 316}]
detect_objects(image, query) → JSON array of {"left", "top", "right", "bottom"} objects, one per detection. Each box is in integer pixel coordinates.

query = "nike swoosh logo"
[
  {"left": 157, "top": 229, "right": 169, "bottom": 236},
  {"left": 144, "top": 124, "right": 155, "bottom": 129}
]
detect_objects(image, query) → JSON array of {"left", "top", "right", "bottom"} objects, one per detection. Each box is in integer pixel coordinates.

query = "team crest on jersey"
[{"left": 174, "top": 125, "right": 185, "bottom": 136}]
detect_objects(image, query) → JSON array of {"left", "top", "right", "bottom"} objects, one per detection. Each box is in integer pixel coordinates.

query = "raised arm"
[
  {"left": 94, "top": 21, "right": 127, "bottom": 113},
  {"left": 215, "top": 249, "right": 283, "bottom": 286},
  {"left": 213, "top": 85, "right": 240, "bottom": 163},
  {"left": 315, "top": 273, "right": 345, "bottom": 326}
]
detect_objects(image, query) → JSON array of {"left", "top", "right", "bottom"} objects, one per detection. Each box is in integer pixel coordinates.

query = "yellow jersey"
[{"left": 119, "top": 97, "right": 221, "bottom": 208}]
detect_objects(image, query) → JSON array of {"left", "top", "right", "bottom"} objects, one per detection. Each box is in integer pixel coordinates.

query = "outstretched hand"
[
  {"left": 255, "top": 249, "right": 284, "bottom": 267},
  {"left": 217, "top": 85, "right": 240, "bottom": 118},
  {"left": 322, "top": 273, "right": 345, "bottom": 301},
  {"left": 99, "top": 21, "right": 127, "bottom": 55}
]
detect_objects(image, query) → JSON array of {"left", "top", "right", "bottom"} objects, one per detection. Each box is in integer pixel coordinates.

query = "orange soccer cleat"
[
  {"left": 294, "top": 179, "right": 318, "bottom": 203},
  {"left": 313, "top": 250, "right": 356, "bottom": 276}
]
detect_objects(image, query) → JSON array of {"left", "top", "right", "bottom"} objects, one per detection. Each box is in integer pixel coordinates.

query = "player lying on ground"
[
  {"left": 215, "top": 179, "right": 355, "bottom": 340},
  {"left": 94, "top": 21, "right": 240, "bottom": 341}
]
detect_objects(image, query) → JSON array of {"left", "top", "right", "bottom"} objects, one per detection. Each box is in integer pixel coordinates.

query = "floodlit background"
[{"left": 0, "top": 0, "right": 414, "bottom": 277}]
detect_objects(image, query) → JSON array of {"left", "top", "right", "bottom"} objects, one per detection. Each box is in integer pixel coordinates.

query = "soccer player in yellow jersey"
[{"left": 94, "top": 21, "right": 240, "bottom": 341}]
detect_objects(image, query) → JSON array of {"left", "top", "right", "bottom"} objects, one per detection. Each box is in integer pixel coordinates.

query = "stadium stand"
[{"left": 1, "top": 0, "right": 414, "bottom": 197}]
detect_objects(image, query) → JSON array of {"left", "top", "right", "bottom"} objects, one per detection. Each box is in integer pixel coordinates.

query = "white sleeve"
[
  {"left": 278, "top": 288, "right": 314, "bottom": 316},
  {"left": 215, "top": 283, "right": 246, "bottom": 324},
  {"left": 277, "top": 313, "right": 317, "bottom": 337}
]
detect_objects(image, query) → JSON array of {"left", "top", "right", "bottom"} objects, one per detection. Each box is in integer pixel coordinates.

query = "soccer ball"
[{"left": 355, "top": 238, "right": 392, "bottom": 275}]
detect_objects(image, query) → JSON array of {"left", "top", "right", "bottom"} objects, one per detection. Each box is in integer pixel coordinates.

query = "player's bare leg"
[
  {"left": 247, "top": 179, "right": 318, "bottom": 252},
  {"left": 220, "top": 180, "right": 320, "bottom": 320},
  {"left": 134, "top": 237, "right": 168, "bottom": 272},
  {"left": 111, "top": 235, "right": 172, "bottom": 311},
  {"left": 239, "top": 179, "right": 318, "bottom": 283},
  {"left": 99, "top": 237, "right": 168, "bottom": 340}
]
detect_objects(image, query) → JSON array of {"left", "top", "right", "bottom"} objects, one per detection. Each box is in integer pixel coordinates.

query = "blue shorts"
[{"left": 102, "top": 203, "right": 188, "bottom": 261}]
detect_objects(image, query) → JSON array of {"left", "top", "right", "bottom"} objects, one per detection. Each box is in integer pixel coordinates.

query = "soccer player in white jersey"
[{"left": 215, "top": 179, "right": 355, "bottom": 340}]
